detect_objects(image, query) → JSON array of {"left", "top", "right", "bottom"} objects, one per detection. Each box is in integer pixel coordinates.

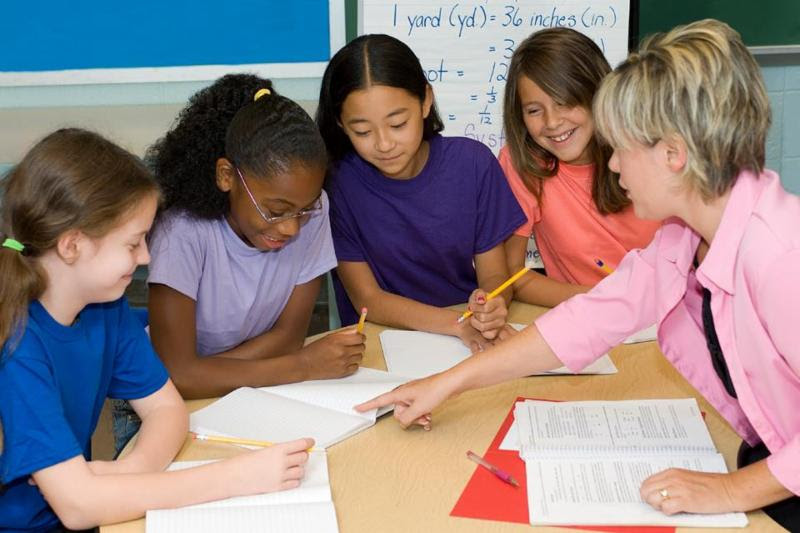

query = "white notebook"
[
  {"left": 189, "top": 367, "right": 408, "bottom": 449},
  {"left": 515, "top": 398, "right": 747, "bottom": 528},
  {"left": 146, "top": 453, "right": 338, "bottom": 533},
  {"left": 379, "top": 327, "right": 617, "bottom": 380}
]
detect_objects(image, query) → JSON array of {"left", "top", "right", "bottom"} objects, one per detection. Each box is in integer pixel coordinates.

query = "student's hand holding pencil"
[
  {"left": 298, "top": 327, "right": 365, "bottom": 380},
  {"left": 225, "top": 437, "right": 315, "bottom": 493},
  {"left": 457, "top": 267, "right": 528, "bottom": 344},
  {"left": 463, "top": 288, "right": 509, "bottom": 340}
]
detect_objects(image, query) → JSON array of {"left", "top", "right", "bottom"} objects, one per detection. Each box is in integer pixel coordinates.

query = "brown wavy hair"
[
  {"left": 0, "top": 128, "right": 158, "bottom": 352},
  {"left": 503, "top": 28, "right": 629, "bottom": 214}
]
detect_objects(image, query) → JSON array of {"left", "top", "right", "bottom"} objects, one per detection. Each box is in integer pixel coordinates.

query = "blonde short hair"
[{"left": 593, "top": 19, "right": 770, "bottom": 200}]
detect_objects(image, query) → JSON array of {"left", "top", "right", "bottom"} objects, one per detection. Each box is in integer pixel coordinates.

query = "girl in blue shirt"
[{"left": 0, "top": 129, "right": 313, "bottom": 531}]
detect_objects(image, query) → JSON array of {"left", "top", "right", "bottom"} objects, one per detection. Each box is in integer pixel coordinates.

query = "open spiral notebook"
[
  {"left": 146, "top": 453, "right": 337, "bottom": 533},
  {"left": 514, "top": 398, "right": 748, "bottom": 528},
  {"left": 189, "top": 367, "right": 408, "bottom": 449}
]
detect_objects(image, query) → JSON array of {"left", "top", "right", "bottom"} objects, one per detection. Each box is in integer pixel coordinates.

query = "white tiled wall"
[{"left": 763, "top": 62, "right": 800, "bottom": 193}]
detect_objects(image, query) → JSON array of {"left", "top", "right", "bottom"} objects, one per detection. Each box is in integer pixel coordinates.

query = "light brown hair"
[
  {"left": 503, "top": 28, "right": 629, "bottom": 214},
  {"left": 0, "top": 128, "right": 159, "bottom": 351}
]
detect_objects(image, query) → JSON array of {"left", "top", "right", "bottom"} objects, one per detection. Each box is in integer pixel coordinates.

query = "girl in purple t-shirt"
[
  {"left": 317, "top": 35, "right": 526, "bottom": 352},
  {"left": 143, "top": 74, "right": 366, "bottom": 401}
]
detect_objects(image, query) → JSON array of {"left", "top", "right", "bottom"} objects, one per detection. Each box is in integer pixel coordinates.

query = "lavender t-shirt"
[
  {"left": 327, "top": 135, "right": 526, "bottom": 325},
  {"left": 148, "top": 191, "right": 336, "bottom": 356}
]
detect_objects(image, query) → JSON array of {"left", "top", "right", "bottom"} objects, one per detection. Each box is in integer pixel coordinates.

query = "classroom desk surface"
[{"left": 102, "top": 302, "right": 784, "bottom": 533}]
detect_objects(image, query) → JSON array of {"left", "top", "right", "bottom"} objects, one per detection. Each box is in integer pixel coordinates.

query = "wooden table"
[{"left": 102, "top": 302, "right": 783, "bottom": 532}]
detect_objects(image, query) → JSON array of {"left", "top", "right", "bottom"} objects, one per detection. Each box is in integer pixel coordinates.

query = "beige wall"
[{"left": 0, "top": 100, "right": 318, "bottom": 166}]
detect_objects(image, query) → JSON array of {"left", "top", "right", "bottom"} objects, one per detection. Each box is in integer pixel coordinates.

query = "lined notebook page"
[
  {"left": 526, "top": 455, "right": 747, "bottom": 527},
  {"left": 258, "top": 367, "right": 408, "bottom": 421},
  {"left": 189, "top": 388, "right": 369, "bottom": 448},
  {"left": 380, "top": 328, "right": 616, "bottom": 380},
  {"left": 515, "top": 398, "right": 717, "bottom": 457},
  {"left": 164, "top": 453, "right": 331, "bottom": 508},
  {"left": 147, "top": 454, "right": 339, "bottom": 532},
  {"left": 146, "top": 501, "right": 338, "bottom": 533}
]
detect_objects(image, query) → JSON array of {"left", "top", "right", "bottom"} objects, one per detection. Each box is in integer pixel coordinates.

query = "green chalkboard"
[
  {"left": 638, "top": 0, "right": 800, "bottom": 47},
  {"left": 346, "top": 0, "right": 358, "bottom": 42}
]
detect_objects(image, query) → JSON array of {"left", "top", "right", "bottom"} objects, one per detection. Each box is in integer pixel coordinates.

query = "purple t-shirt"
[
  {"left": 148, "top": 191, "right": 336, "bottom": 356},
  {"left": 327, "top": 135, "right": 526, "bottom": 325}
]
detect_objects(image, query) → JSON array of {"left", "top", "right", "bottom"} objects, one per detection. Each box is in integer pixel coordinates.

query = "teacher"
[{"left": 358, "top": 19, "right": 800, "bottom": 529}]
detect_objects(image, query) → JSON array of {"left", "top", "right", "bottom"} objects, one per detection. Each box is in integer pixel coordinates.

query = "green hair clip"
[{"left": 2, "top": 238, "right": 25, "bottom": 253}]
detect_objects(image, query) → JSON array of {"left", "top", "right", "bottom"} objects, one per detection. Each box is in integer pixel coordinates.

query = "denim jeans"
[{"left": 110, "top": 399, "right": 141, "bottom": 457}]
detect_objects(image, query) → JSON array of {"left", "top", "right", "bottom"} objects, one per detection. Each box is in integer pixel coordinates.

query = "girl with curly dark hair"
[{"left": 111, "top": 74, "right": 365, "bottom": 450}]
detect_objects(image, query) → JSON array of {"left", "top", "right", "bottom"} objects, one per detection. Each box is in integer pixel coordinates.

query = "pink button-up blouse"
[{"left": 535, "top": 169, "right": 800, "bottom": 496}]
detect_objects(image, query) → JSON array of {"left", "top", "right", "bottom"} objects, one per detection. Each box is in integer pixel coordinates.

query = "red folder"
[{"left": 450, "top": 397, "right": 674, "bottom": 533}]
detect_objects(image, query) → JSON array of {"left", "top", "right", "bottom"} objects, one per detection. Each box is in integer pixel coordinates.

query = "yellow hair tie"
[{"left": 254, "top": 88, "right": 271, "bottom": 101}]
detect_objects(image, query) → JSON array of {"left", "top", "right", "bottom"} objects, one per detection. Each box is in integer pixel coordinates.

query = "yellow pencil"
[
  {"left": 457, "top": 267, "right": 530, "bottom": 324},
  {"left": 190, "top": 432, "right": 319, "bottom": 451},
  {"left": 356, "top": 307, "right": 368, "bottom": 333},
  {"left": 594, "top": 258, "right": 614, "bottom": 275}
]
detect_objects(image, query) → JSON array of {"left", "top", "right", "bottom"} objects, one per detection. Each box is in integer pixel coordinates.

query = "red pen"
[{"left": 466, "top": 450, "right": 519, "bottom": 487}]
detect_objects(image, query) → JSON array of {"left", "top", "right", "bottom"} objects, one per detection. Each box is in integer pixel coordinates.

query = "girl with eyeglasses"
[{"left": 110, "top": 74, "right": 365, "bottom": 452}]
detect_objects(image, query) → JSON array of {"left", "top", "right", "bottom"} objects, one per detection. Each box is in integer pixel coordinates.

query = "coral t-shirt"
[{"left": 499, "top": 146, "right": 661, "bottom": 285}]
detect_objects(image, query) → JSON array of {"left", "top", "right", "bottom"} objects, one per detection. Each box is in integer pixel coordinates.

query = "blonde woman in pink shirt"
[
  {"left": 500, "top": 28, "right": 661, "bottom": 306},
  {"left": 359, "top": 20, "right": 800, "bottom": 528}
]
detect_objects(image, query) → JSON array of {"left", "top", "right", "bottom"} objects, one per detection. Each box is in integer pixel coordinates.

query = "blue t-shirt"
[
  {"left": 327, "top": 135, "right": 526, "bottom": 324},
  {"left": 0, "top": 298, "right": 169, "bottom": 532}
]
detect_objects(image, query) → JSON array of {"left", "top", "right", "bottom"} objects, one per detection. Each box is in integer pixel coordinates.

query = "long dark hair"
[
  {"left": 503, "top": 28, "right": 628, "bottom": 214},
  {"left": 316, "top": 34, "right": 444, "bottom": 162},
  {"left": 0, "top": 128, "right": 158, "bottom": 351},
  {"left": 147, "top": 73, "right": 327, "bottom": 219}
]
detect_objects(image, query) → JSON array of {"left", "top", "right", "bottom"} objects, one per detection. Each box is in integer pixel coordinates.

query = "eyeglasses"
[{"left": 233, "top": 165, "right": 322, "bottom": 225}]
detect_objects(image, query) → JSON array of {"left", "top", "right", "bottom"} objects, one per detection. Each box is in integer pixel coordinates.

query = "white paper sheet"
[
  {"left": 526, "top": 455, "right": 747, "bottom": 527},
  {"left": 258, "top": 367, "right": 407, "bottom": 421},
  {"left": 517, "top": 398, "right": 747, "bottom": 527},
  {"left": 380, "top": 327, "right": 617, "bottom": 380},
  {"left": 514, "top": 398, "right": 716, "bottom": 458},
  {"left": 190, "top": 388, "right": 369, "bottom": 449},
  {"left": 498, "top": 419, "right": 520, "bottom": 451},
  {"left": 146, "top": 501, "right": 339, "bottom": 533},
  {"left": 146, "top": 454, "right": 339, "bottom": 533},
  {"left": 623, "top": 324, "right": 658, "bottom": 344},
  {"left": 163, "top": 453, "right": 331, "bottom": 508}
]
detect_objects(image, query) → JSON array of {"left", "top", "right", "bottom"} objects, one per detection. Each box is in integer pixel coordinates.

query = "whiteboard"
[
  {"left": 0, "top": 1, "right": 345, "bottom": 86},
  {"left": 360, "top": 1, "right": 630, "bottom": 153}
]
